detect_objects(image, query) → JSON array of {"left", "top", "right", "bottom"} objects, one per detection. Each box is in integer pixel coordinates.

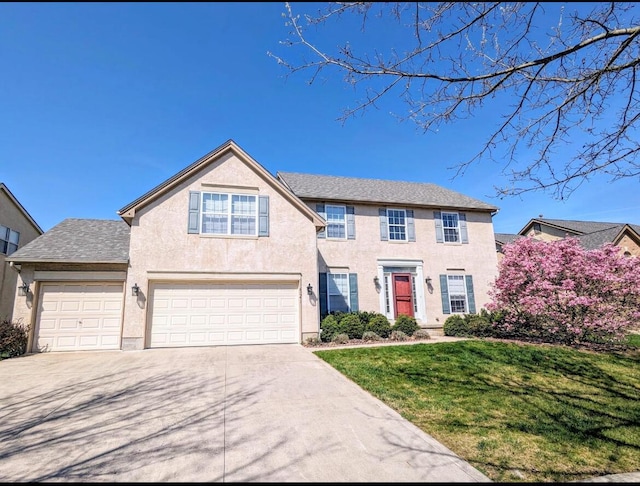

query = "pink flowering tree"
[{"left": 488, "top": 237, "right": 640, "bottom": 345}]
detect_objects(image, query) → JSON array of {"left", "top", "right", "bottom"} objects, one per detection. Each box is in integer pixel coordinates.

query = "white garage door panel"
[
  {"left": 149, "top": 282, "right": 299, "bottom": 347},
  {"left": 35, "top": 282, "right": 124, "bottom": 352}
]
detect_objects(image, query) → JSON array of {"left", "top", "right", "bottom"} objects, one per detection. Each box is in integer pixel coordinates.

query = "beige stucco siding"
[
  {"left": 617, "top": 233, "right": 640, "bottom": 257},
  {"left": 313, "top": 203, "right": 498, "bottom": 330},
  {"left": 525, "top": 224, "right": 571, "bottom": 241},
  {"left": 122, "top": 152, "right": 319, "bottom": 349},
  {"left": 0, "top": 190, "right": 41, "bottom": 320}
]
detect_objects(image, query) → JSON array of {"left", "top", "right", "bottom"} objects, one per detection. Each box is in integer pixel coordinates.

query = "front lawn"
[{"left": 314, "top": 340, "right": 640, "bottom": 482}]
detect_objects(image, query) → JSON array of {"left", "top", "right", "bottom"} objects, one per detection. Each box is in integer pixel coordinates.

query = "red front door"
[{"left": 393, "top": 273, "right": 414, "bottom": 318}]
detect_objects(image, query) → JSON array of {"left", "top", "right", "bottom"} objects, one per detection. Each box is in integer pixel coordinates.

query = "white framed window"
[
  {"left": 327, "top": 273, "right": 350, "bottom": 313},
  {"left": 201, "top": 192, "right": 257, "bottom": 236},
  {"left": 0, "top": 225, "right": 19, "bottom": 256},
  {"left": 447, "top": 275, "right": 468, "bottom": 313},
  {"left": 326, "top": 205, "right": 346, "bottom": 239},
  {"left": 442, "top": 212, "right": 460, "bottom": 243},
  {"left": 387, "top": 209, "right": 407, "bottom": 241}
]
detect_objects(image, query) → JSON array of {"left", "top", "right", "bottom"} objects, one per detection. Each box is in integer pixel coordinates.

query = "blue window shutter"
[
  {"left": 406, "top": 209, "right": 416, "bottom": 242},
  {"left": 349, "top": 273, "right": 359, "bottom": 312},
  {"left": 379, "top": 208, "right": 388, "bottom": 241},
  {"left": 434, "top": 211, "right": 443, "bottom": 243},
  {"left": 459, "top": 212, "right": 468, "bottom": 244},
  {"left": 319, "top": 273, "right": 328, "bottom": 318},
  {"left": 346, "top": 206, "right": 355, "bottom": 240},
  {"left": 465, "top": 275, "right": 476, "bottom": 313},
  {"left": 317, "top": 203, "right": 326, "bottom": 239},
  {"left": 440, "top": 275, "right": 450, "bottom": 314},
  {"left": 188, "top": 191, "right": 201, "bottom": 234},
  {"left": 258, "top": 195, "right": 269, "bottom": 236}
]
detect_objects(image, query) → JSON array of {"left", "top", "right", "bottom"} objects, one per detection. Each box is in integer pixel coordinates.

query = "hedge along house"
[{"left": 8, "top": 140, "right": 499, "bottom": 352}]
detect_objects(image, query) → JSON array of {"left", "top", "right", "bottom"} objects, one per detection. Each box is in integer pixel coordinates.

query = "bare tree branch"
[{"left": 268, "top": 2, "right": 640, "bottom": 199}]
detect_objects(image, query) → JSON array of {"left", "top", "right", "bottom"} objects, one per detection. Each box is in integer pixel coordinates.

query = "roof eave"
[{"left": 4, "top": 258, "right": 129, "bottom": 265}]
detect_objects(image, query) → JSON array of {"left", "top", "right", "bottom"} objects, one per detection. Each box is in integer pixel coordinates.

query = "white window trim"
[
  {"left": 446, "top": 274, "right": 469, "bottom": 314},
  {"left": 376, "top": 260, "right": 425, "bottom": 322},
  {"left": 442, "top": 211, "right": 461, "bottom": 244},
  {"left": 387, "top": 208, "right": 408, "bottom": 242},
  {"left": 327, "top": 272, "right": 350, "bottom": 313},
  {"left": 0, "top": 225, "right": 20, "bottom": 256},
  {"left": 325, "top": 204, "right": 347, "bottom": 240},
  {"left": 200, "top": 192, "right": 258, "bottom": 236}
]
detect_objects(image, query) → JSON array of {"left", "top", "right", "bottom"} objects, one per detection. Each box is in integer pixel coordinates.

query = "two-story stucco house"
[
  {"left": 8, "top": 140, "right": 499, "bottom": 353},
  {"left": 0, "top": 183, "right": 43, "bottom": 320}
]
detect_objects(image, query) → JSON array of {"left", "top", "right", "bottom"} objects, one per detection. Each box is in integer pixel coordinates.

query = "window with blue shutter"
[
  {"left": 434, "top": 211, "right": 443, "bottom": 243},
  {"left": 406, "top": 209, "right": 415, "bottom": 242},
  {"left": 459, "top": 213, "right": 469, "bottom": 244},
  {"left": 258, "top": 195, "right": 269, "bottom": 237},
  {"left": 465, "top": 275, "right": 476, "bottom": 313},
  {"left": 346, "top": 206, "right": 355, "bottom": 239},
  {"left": 318, "top": 272, "right": 328, "bottom": 318},
  {"left": 317, "top": 203, "right": 326, "bottom": 239},
  {"left": 188, "top": 191, "right": 201, "bottom": 234},
  {"left": 379, "top": 208, "right": 388, "bottom": 241},
  {"left": 349, "top": 273, "right": 358, "bottom": 311},
  {"left": 440, "top": 274, "right": 450, "bottom": 314}
]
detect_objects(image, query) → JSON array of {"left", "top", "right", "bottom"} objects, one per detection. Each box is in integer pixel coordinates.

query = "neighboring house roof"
[
  {"left": 495, "top": 233, "right": 520, "bottom": 246},
  {"left": 0, "top": 183, "right": 44, "bottom": 234},
  {"left": 6, "top": 218, "right": 130, "bottom": 264},
  {"left": 276, "top": 171, "right": 499, "bottom": 212},
  {"left": 517, "top": 217, "right": 640, "bottom": 251},
  {"left": 117, "top": 139, "right": 325, "bottom": 229}
]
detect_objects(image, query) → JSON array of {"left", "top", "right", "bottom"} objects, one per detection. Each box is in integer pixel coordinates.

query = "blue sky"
[{"left": 2, "top": 2, "right": 638, "bottom": 234}]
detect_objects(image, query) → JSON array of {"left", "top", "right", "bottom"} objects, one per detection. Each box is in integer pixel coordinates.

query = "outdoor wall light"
[
  {"left": 373, "top": 276, "right": 380, "bottom": 286},
  {"left": 425, "top": 276, "right": 433, "bottom": 285},
  {"left": 307, "top": 283, "right": 313, "bottom": 295},
  {"left": 18, "top": 282, "right": 30, "bottom": 297},
  {"left": 131, "top": 283, "right": 140, "bottom": 297}
]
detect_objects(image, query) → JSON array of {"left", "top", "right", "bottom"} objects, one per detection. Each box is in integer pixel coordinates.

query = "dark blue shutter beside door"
[
  {"left": 346, "top": 206, "right": 355, "bottom": 239},
  {"left": 379, "top": 208, "right": 388, "bottom": 241},
  {"left": 317, "top": 203, "right": 326, "bottom": 239},
  {"left": 349, "top": 273, "right": 359, "bottom": 311},
  {"left": 318, "top": 272, "right": 328, "bottom": 318},
  {"left": 465, "top": 275, "right": 476, "bottom": 313},
  {"left": 258, "top": 195, "right": 269, "bottom": 236},
  {"left": 440, "top": 274, "right": 450, "bottom": 314},
  {"left": 188, "top": 191, "right": 201, "bottom": 234},
  {"left": 406, "top": 209, "right": 416, "bottom": 242},
  {"left": 434, "top": 211, "right": 443, "bottom": 243},
  {"left": 459, "top": 212, "right": 468, "bottom": 243}
]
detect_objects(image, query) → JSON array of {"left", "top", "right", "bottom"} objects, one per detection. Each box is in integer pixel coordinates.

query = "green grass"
[{"left": 314, "top": 340, "right": 640, "bottom": 482}]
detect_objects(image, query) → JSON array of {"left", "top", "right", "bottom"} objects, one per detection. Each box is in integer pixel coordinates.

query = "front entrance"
[{"left": 392, "top": 273, "right": 414, "bottom": 318}]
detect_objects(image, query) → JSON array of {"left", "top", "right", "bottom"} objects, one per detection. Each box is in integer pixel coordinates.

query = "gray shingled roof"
[
  {"left": 495, "top": 233, "right": 520, "bottom": 245},
  {"left": 6, "top": 218, "right": 130, "bottom": 263},
  {"left": 533, "top": 218, "right": 621, "bottom": 235},
  {"left": 576, "top": 226, "right": 625, "bottom": 251},
  {"left": 277, "top": 172, "right": 499, "bottom": 211}
]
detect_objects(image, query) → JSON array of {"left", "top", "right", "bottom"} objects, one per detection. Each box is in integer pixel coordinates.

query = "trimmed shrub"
[
  {"left": 340, "top": 313, "right": 366, "bottom": 339},
  {"left": 353, "top": 310, "right": 380, "bottom": 327},
  {"left": 362, "top": 331, "right": 382, "bottom": 342},
  {"left": 443, "top": 315, "right": 469, "bottom": 337},
  {"left": 0, "top": 318, "right": 29, "bottom": 359},
  {"left": 389, "top": 330, "right": 409, "bottom": 341},
  {"left": 392, "top": 314, "right": 419, "bottom": 336},
  {"left": 320, "top": 314, "right": 343, "bottom": 342},
  {"left": 331, "top": 333, "right": 350, "bottom": 344},
  {"left": 366, "top": 314, "right": 392, "bottom": 338},
  {"left": 414, "top": 329, "right": 431, "bottom": 340},
  {"left": 465, "top": 314, "right": 493, "bottom": 337}
]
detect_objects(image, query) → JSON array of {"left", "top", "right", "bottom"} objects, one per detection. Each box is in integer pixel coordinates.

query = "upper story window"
[
  {"left": 0, "top": 225, "right": 19, "bottom": 255},
  {"left": 434, "top": 210, "right": 468, "bottom": 244},
  {"left": 387, "top": 209, "right": 407, "bottom": 241},
  {"left": 326, "top": 205, "right": 346, "bottom": 239},
  {"left": 201, "top": 192, "right": 257, "bottom": 236},
  {"left": 442, "top": 212, "right": 460, "bottom": 243}
]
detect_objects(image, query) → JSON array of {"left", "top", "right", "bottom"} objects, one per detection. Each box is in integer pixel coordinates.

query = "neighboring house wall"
[
  {"left": 0, "top": 188, "right": 41, "bottom": 320},
  {"left": 121, "top": 151, "right": 320, "bottom": 349},
  {"left": 523, "top": 224, "right": 571, "bottom": 241},
  {"left": 309, "top": 201, "right": 498, "bottom": 331},
  {"left": 617, "top": 233, "right": 640, "bottom": 257}
]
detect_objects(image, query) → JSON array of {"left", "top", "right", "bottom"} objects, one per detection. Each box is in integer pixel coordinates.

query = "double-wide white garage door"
[
  {"left": 148, "top": 281, "right": 299, "bottom": 347},
  {"left": 35, "top": 282, "right": 124, "bottom": 352}
]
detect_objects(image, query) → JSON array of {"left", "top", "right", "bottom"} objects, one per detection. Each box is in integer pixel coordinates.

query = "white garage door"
[
  {"left": 149, "top": 281, "right": 299, "bottom": 347},
  {"left": 35, "top": 282, "right": 124, "bottom": 352}
]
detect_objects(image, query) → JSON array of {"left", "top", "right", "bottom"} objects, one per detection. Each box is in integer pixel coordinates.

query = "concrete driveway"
[{"left": 0, "top": 344, "right": 490, "bottom": 482}]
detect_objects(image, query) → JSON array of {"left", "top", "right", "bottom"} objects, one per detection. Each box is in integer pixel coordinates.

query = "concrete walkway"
[{"left": 0, "top": 344, "right": 489, "bottom": 482}]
